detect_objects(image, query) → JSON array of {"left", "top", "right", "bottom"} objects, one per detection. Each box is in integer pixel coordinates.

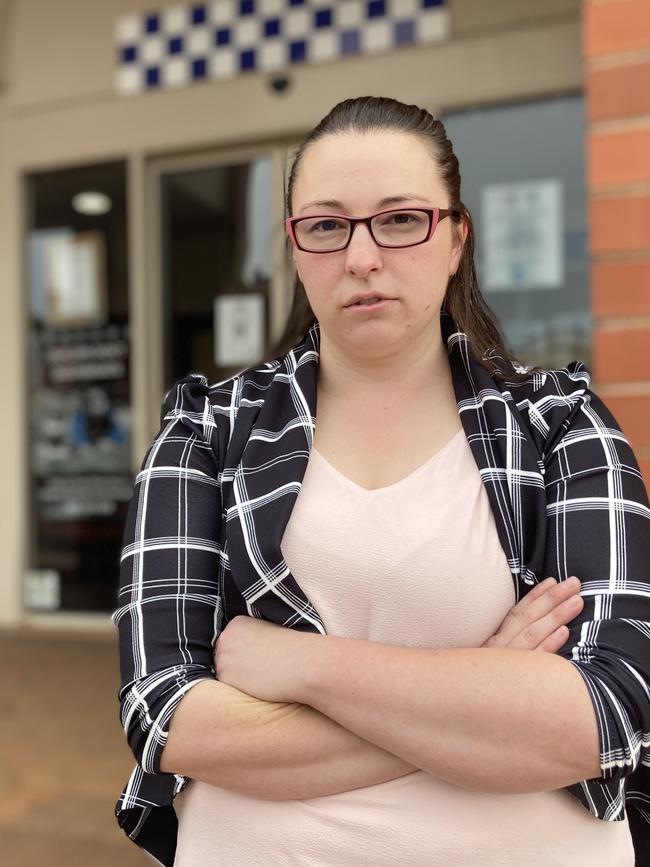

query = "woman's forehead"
[
  {"left": 302, "top": 130, "right": 434, "bottom": 168},
  {"left": 294, "top": 132, "right": 444, "bottom": 208}
]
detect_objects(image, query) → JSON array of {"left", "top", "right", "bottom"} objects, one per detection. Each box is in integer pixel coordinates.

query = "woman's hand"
[
  {"left": 215, "top": 615, "right": 314, "bottom": 704},
  {"left": 482, "top": 576, "right": 583, "bottom": 652}
]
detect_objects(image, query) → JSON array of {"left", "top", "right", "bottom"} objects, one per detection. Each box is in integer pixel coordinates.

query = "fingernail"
[{"left": 567, "top": 576, "right": 581, "bottom": 587}]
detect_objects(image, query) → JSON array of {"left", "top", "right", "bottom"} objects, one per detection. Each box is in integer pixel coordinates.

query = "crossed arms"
[{"left": 116, "top": 377, "right": 650, "bottom": 810}]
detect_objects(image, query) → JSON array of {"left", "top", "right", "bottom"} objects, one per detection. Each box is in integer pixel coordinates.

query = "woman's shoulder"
[
  {"left": 162, "top": 370, "right": 239, "bottom": 415},
  {"left": 500, "top": 357, "right": 642, "bottom": 479},
  {"left": 506, "top": 359, "right": 593, "bottom": 419},
  {"left": 161, "top": 357, "right": 286, "bottom": 436},
  {"left": 501, "top": 358, "right": 591, "bottom": 398},
  {"left": 497, "top": 359, "right": 598, "bottom": 457}
]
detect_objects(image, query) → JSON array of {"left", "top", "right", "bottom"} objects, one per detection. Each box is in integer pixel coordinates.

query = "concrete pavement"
[{"left": 1, "top": 628, "right": 150, "bottom": 866}]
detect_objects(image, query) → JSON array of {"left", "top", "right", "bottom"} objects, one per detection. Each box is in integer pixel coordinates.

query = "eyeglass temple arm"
[{"left": 439, "top": 208, "right": 463, "bottom": 222}]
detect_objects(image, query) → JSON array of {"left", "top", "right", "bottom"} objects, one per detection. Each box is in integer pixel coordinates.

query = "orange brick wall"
[{"left": 584, "top": 0, "right": 650, "bottom": 494}]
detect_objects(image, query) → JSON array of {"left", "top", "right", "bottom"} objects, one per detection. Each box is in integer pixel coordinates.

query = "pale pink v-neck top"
[{"left": 173, "top": 426, "right": 634, "bottom": 866}]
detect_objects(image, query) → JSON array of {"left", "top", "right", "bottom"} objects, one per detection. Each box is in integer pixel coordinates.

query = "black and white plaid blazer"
[{"left": 113, "top": 311, "right": 650, "bottom": 866}]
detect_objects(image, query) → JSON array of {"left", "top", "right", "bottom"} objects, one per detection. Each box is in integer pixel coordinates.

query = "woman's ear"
[
  {"left": 449, "top": 217, "right": 468, "bottom": 277},
  {"left": 291, "top": 250, "right": 301, "bottom": 281}
]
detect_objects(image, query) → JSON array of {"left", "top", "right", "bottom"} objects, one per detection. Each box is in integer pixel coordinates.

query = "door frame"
[{"left": 138, "top": 135, "right": 303, "bottom": 455}]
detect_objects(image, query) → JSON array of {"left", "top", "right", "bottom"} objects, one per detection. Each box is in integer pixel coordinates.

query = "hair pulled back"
[{"left": 266, "top": 95, "right": 532, "bottom": 381}]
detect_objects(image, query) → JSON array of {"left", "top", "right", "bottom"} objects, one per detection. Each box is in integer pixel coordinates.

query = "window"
[
  {"left": 442, "top": 95, "right": 589, "bottom": 370},
  {"left": 25, "top": 161, "right": 131, "bottom": 613}
]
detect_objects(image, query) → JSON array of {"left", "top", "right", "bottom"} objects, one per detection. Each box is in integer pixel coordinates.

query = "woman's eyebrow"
[{"left": 297, "top": 194, "right": 432, "bottom": 214}]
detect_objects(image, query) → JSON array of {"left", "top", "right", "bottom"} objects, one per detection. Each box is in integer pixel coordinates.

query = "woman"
[{"left": 113, "top": 97, "right": 650, "bottom": 866}]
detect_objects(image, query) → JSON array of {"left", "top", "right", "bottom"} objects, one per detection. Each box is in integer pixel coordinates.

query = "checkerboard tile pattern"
[{"left": 114, "top": 0, "right": 450, "bottom": 95}]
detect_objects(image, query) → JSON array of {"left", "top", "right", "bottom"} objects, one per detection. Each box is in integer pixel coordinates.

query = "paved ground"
[{"left": 1, "top": 628, "right": 150, "bottom": 866}]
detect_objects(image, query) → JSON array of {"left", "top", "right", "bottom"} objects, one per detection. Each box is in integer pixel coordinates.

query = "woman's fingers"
[
  {"left": 519, "top": 594, "right": 584, "bottom": 651},
  {"left": 499, "top": 576, "right": 581, "bottom": 645},
  {"left": 484, "top": 576, "right": 583, "bottom": 651},
  {"left": 534, "top": 625, "right": 570, "bottom": 653}
]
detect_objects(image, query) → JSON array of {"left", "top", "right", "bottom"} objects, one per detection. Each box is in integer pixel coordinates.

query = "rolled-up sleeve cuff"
[
  {"left": 120, "top": 664, "right": 215, "bottom": 774},
  {"left": 566, "top": 659, "right": 642, "bottom": 782}
]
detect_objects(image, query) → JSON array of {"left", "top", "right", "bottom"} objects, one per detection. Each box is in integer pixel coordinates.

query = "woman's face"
[{"left": 290, "top": 130, "right": 467, "bottom": 354}]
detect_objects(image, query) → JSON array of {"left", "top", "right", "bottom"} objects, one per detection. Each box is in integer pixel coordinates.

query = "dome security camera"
[{"left": 269, "top": 75, "right": 290, "bottom": 93}]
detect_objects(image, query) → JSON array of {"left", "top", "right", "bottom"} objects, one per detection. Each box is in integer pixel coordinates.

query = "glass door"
[{"left": 149, "top": 142, "right": 295, "bottom": 408}]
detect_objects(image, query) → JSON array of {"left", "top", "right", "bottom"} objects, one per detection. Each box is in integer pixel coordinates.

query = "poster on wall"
[
  {"left": 214, "top": 293, "right": 265, "bottom": 367},
  {"left": 481, "top": 178, "right": 564, "bottom": 292}
]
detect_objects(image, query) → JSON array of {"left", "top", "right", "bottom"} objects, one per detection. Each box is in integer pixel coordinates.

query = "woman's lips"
[{"left": 344, "top": 298, "right": 396, "bottom": 311}]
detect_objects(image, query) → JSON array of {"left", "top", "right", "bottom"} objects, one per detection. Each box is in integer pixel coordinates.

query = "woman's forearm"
[{"left": 160, "top": 678, "right": 418, "bottom": 799}]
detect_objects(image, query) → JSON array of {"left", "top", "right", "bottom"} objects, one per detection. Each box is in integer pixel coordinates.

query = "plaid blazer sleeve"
[
  {"left": 113, "top": 373, "right": 223, "bottom": 776},
  {"left": 528, "top": 364, "right": 650, "bottom": 822}
]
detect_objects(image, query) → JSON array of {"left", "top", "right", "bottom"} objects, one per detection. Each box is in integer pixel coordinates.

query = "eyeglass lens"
[{"left": 295, "top": 209, "right": 432, "bottom": 251}]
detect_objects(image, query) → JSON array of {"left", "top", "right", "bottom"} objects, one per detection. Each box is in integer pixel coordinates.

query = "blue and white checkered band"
[{"left": 114, "top": 0, "right": 449, "bottom": 95}]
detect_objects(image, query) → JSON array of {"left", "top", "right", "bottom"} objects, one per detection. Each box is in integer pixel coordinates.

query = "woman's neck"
[{"left": 316, "top": 327, "right": 456, "bottom": 417}]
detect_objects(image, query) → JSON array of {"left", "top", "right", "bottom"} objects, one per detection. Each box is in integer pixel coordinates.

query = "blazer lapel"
[
  {"left": 441, "top": 312, "right": 547, "bottom": 599},
  {"left": 224, "top": 322, "right": 327, "bottom": 633}
]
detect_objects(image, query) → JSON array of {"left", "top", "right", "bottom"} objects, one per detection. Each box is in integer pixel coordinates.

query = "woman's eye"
[{"left": 312, "top": 219, "right": 342, "bottom": 232}]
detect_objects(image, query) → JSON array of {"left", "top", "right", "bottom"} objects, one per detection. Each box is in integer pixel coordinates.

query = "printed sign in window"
[{"left": 481, "top": 179, "right": 564, "bottom": 292}]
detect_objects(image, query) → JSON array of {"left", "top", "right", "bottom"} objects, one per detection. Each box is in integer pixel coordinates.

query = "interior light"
[{"left": 71, "top": 191, "right": 112, "bottom": 216}]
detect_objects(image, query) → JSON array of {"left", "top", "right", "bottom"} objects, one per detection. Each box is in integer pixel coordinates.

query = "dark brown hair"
[{"left": 265, "top": 95, "right": 536, "bottom": 381}]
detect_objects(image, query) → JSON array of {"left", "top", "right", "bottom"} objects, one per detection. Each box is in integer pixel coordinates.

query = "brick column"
[{"left": 585, "top": 0, "right": 650, "bottom": 494}]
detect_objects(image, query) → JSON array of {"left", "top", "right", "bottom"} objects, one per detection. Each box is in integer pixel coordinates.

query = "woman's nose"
[{"left": 344, "top": 222, "right": 383, "bottom": 276}]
